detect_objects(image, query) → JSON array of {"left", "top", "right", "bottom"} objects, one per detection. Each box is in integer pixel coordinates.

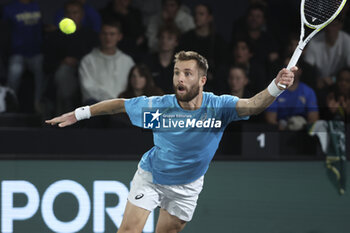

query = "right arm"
[
  {"left": 45, "top": 99, "right": 125, "bottom": 127},
  {"left": 90, "top": 98, "right": 125, "bottom": 116}
]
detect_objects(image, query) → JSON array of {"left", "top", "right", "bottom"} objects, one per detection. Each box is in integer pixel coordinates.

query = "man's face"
[
  {"left": 163, "top": 0, "right": 179, "bottom": 19},
  {"left": 337, "top": 70, "right": 350, "bottom": 95},
  {"left": 228, "top": 68, "right": 248, "bottom": 92},
  {"left": 100, "top": 25, "right": 122, "bottom": 49},
  {"left": 159, "top": 31, "right": 178, "bottom": 52},
  {"left": 247, "top": 9, "right": 265, "bottom": 30},
  {"left": 65, "top": 4, "right": 84, "bottom": 26},
  {"left": 194, "top": 5, "right": 212, "bottom": 28},
  {"left": 131, "top": 68, "right": 147, "bottom": 91},
  {"left": 173, "top": 60, "right": 205, "bottom": 102},
  {"left": 234, "top": 42, "right": 252, "bottom": 65}
]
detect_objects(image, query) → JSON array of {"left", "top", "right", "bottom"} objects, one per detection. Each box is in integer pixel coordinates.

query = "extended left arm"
[{"left": 236, "top": 67, "right": 297, "bottom": 117}]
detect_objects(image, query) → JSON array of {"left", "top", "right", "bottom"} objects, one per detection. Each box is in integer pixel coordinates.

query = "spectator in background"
[
  {"left": 54, "top": 0, "right": 101, "bottom": 33},
  {"left": 304, "top": 17, "right": 350, "bottom": 90},
  {"left": 100, "top": 0, "right": 146, "bottom": 60},
  {"left": 265, "top": 58, "right": 319, "bottom": 131},
  {"left": 79, "top": 21, "right": 134, "bottom": 104},
  {"left": 225, "top": 66, "right": 253, "bottom": 98},
  {"left": 340, "top": 4, "right": 350, "bottom": 34},
  {"left": 131, "top": 0, "right": 162, "bottom": 26},
  {"left": 325, "top": 67, "right": 350, "bottom": 121},
  {"left": 119, "top": 64, "right": 163, "bottom": 98},
  {"left": 0, "top": 4, "right": 10, "bottom": 83},
  {"left": 145, "top": 23, "right": 180, "bottom": 94},
  {"left": 0, "top": 55, "right": 6, "bottom": 85},
  {"left": 3, "top": 0, "right": 44, "bottom": 112},
  {"left": 44, "top": 0, "right": 98, "bottom": 114},
  {"left": 178, "top": 3, "right": 227, "bottom": 90},
  {"left": 231, "top": 3, "right": 279, "bottom": 65},
  {"left": 218, "top": 38, "right": 267, "bottom": 94},
  {"left": 271, "top": 34, "right": 317, "bottom": 90},
  {"left": 146, "top": 0, "right": 195, "bottom": 52},
  {"left": 0, "top": 85, "right": 18, "bottom": 113}
]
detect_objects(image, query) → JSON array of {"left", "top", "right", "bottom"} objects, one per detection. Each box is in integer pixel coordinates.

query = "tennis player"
[{"left": 46, "top": 51, "right": 296, "bottom": 233}]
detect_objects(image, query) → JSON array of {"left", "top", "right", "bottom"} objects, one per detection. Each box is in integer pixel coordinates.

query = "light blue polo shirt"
[{"left": 124, "top": 92, "right": 248, "bottom": 185}]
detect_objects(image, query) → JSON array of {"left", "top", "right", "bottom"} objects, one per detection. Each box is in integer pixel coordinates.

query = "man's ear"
[{"left": 201, "top": 75, "right": 207, "bottom": 86}]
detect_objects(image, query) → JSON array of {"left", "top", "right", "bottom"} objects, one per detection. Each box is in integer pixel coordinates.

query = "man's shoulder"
[
  {"left": 339, "top": 31, "right": 350, "bottom": 45},
  {"left": 117, "top": 50, "right": 134, "bottom": 62},
  {"left": 129, "top": 94, "right": 174, "bottom": 107},
  {"left": 203, "top": 92, "right": 239, "bottom": 105},
  {"left": 152, "top": 94, "right": 175, "bottom": 103},
  {"left": 81, "top": 48, "right": 99, "bottom": 61}
]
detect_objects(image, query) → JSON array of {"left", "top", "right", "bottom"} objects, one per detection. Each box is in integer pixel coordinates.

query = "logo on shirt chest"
[{"left": 143, "top": 109, "right": 222, "bottom": 130}]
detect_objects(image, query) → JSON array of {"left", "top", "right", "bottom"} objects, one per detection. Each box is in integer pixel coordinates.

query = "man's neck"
[
  {"left": 195, "top": 25, "right": 210, "bottom": 37},
  {"left": 326, "top": 32, "right": 339, "bottom": 47},
  {"left": 178, "top": 92, "right": 203, "bottom": 110},
  {"left": 100, "top": 47, "right": 117, "bottom": 55}
]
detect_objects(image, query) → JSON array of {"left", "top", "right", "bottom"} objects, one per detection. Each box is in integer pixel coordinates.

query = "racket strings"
[{"left": 304, "top": 0, "right": 343, "bottom": 25}]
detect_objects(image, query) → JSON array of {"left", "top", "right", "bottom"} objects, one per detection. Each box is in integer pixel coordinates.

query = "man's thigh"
[
  {"left": 159, "top": 176, "right": 204, "bottom": 222},
  {"left": 155, "top": 208, "right": 186, "bottom": 233},
  {"left": 118, "top": 201, "right": 151, "bottom": 233}
]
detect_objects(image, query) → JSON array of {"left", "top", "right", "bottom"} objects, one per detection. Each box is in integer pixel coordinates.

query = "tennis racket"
[{"left": 278, "top": 0, "right": 347, "bottom": 88}]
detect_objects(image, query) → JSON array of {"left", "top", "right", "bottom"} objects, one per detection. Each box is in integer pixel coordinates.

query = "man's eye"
[{"left": 185, "top": 72, "right": 191, "bottom": 76}]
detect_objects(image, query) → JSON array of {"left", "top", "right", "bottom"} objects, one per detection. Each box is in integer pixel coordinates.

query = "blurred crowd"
[{"left": 0, "top": 0, "right": 349, "bottom": 129}]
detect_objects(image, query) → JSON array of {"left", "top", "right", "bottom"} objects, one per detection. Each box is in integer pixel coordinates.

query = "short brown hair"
[
  {"left": 102, "top": 20, "right": 123, "bottom": 33},
  {"left": 174, "top": 51, "right": 209, "bottom": 76}
]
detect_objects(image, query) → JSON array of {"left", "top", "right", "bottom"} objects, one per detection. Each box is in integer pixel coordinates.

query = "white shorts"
[{"left": 128, "top": 166, "right": 204, "bottom": 222}]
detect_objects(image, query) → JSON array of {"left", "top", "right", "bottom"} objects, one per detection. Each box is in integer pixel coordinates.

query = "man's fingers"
[
  {"left": 58, "top": 120, "right": 73, "bottom": 128},
  {"left": 290, "top": 66, "right": 298, "bottom": 72},
  {"left": 58, "top": 121, "right": 68, "bottom": 127},
  {"left": 45, "top": 116, "right": 65, "bottom": 125},
  {"left": 45, "top": 119, "right": 59, "bottom": 125}
]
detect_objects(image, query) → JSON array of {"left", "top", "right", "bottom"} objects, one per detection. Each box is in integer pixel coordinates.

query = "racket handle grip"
[{"left": 278, "top": 47, "right": 303, "bottom": 89}]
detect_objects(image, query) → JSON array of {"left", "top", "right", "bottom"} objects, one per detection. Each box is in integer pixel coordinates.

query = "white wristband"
[
  {"left": 74, "top": 106, "right": 91, "bottom": 121},
  {"left": 267, "top": 79, "right": 284, "bottom": 97}
]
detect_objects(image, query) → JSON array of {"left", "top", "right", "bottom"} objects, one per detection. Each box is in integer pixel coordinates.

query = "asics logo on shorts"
[{"left": 135, "top": 193, "right": 144, "bottom": 200}]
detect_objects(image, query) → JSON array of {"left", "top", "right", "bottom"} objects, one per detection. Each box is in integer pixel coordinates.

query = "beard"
[{"left": 174, "top": 83, "right": 200, "bottom": 102}]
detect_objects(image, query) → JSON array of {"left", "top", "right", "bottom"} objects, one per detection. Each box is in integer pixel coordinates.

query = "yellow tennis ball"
[{"left": 59, "top": 18, "right": 76, "bottom": 34}]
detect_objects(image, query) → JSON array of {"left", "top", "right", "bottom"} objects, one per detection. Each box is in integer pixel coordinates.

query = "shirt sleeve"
[
  {"left": 124, "top": 96, "right": 154, "bottom": 128},
  {"left": 219, "top": 95, "right": 249, "bottom": 123}
]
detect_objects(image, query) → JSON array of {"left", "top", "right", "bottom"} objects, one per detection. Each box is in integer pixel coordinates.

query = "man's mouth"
[{"left": 177, "top": 85, "right": 186, "bottom": 93}]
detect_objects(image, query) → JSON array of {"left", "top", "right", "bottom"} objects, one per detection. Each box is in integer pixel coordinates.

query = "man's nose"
[{"left": 178, "top": 74, "right": 185, "bottom": 83}]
